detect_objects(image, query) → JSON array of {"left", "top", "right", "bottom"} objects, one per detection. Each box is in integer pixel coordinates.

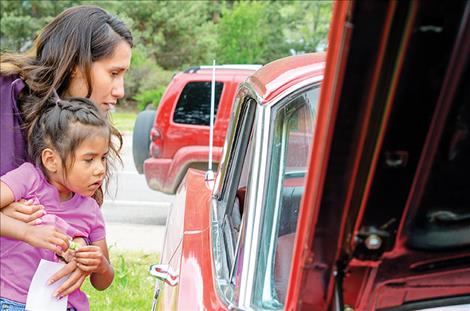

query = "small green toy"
[{"left": 69, "top": 240, "right": 79, "bottom": 251}]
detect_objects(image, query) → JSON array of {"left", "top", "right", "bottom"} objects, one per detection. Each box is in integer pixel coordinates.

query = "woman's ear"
[{"left": 42, "top": 148, "right": 59, "bottom": 173}]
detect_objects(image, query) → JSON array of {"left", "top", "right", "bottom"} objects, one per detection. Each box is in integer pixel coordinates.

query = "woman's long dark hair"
[
  {"left": 0, "top": 5, "right": 131, "bottom": 204},
  {"left": 0, "top": 5, "right": 133, "bottom": 132}
]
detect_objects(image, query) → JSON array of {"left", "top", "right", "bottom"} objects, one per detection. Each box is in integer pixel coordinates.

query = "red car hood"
[{"left": 288, "top": 1, "right": 470, "bottom": 310}]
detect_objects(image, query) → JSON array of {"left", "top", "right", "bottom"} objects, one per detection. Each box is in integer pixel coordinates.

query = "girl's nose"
[{"left": 94, "top": 161, "right": 106, "bottom": 175}]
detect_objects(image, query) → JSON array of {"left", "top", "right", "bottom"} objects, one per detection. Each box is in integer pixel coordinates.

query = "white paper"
[{"left": 25, "top": 259, "right": 69, "bottom": 311}]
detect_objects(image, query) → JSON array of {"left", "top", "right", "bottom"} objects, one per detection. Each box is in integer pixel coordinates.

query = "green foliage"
[
  {"left": 109, "top": 111, "right": 138, "bottom": 133},
  {"left": 82, "top": 250, "right": 157, "bottom": 310},
  {"left": 100, "top": 0, "right": 218, "bottom": 70},
  {"left": 123, "top": 47, "right": 173, "bottom": 107},
  {"left": 281, "top": 1, "right": 332, "bottom": 53},
  {"left": 1, "top": 0, "right": 332, "bottom": 109},
  {"left": 0, "top": 0, "right": 80, "bottom": 52},
  {"left": 218, "top": 1, "right": 294, "bottom": 64},
  {"left": 134, "top": 86, "right": 167, "bottom": 111}
]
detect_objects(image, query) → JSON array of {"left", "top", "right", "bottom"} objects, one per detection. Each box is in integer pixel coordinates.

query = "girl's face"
[
  {"left": 64, "top": 40, "right": 132, "bottom": 114},
  {"left": 52, "top": 135, "right": 109, "bottom": 200}
]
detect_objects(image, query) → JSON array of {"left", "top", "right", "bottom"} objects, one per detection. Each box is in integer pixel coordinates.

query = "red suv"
[{"left": 132, "top": 65, "right": 260, "bottom": 194}]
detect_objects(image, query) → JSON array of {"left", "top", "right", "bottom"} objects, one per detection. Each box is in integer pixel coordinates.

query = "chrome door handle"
[{"left": 149, "top": 264, "right": 179, "bottom": 286}]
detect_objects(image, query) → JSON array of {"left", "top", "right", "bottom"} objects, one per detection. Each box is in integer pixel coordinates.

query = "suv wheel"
[{"left": 132, "top": 110, "right": 156, "bottom": 174}]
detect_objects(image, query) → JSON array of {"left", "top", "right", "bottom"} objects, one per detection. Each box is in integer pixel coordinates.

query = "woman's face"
[{"left": 65, "top": 40, "right": 132, "bottom": 114}]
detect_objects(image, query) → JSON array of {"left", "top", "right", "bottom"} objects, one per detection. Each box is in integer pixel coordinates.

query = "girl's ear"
[
  {"left": 70, "top": 67, "right": 77, "bottom": 79},
  {"left": 42, "top": 148, "right": 59, "bottom": 173}
]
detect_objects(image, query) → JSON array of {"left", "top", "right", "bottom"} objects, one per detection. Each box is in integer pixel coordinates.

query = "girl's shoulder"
[
  {"left": 2, "top": 162, "right": 38, "bottom": 180},
  {"left": 73, "top": 195, "right": 101, "bottom": 212}
]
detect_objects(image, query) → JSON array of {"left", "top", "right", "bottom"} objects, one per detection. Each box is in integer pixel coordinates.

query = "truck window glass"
[
  {"left": 252, "top": 85, "right": 320, "bottom": 309},
  {"left": 173, "top": 81, "right": 224, "bottom": 125}
]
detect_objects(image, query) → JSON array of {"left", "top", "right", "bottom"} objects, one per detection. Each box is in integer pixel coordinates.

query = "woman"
[{"left": 0, "top": 4, "right": 132, "bottom": 302}]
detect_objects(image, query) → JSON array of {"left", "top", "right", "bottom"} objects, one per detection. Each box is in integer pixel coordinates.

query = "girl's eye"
[
  {"left": 111, "top": 72, "right": 119, "bottom": 77},
  {"left": 84, "top": 158, "right": 93, "bottom": 163}
]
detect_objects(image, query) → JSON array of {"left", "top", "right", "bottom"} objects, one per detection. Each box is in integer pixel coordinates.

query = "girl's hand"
[
  {"left": 58, "top": 237, "right": 87, "bottom": 263},
  {"left": 48, "top": 260, "right": 89, "bottom": 299},
  {"left": 2, "top": 199, "right": 45, "bottom": 224},
  {"left": 73, "top": 245, "right": 106, "bottom": 274},
  {"left": 24, "top": 224, "right": 70, "bottom": 254}
]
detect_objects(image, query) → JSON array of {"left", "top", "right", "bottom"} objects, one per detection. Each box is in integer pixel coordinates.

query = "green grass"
[
  {"left": 82, "top": 250, "right": 159, "bottom": 310},
  {"left": 110, "top": 111, "right": 138, "bottom": 133}
]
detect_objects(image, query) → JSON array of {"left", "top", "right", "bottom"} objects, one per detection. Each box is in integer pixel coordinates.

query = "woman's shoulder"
[
  {"left": 0, "top": 74, "right": 25, "bottom": 88},
  {"left": 1, "top": 74, "right": 25, "bottom": 107}
]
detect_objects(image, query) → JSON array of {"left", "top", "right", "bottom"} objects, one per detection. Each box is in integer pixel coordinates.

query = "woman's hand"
[
  {"left": 2, "top": 199, "right": 45, "bottom": 224},
  {"left": 48, "top": 260, "right": 89, "bottom": 299},
  {"left": 73, "top": 245, "right": 106, "bottom": 274},
  {"left": 24, "top": 224, "right": 70, "bottom": 254}
]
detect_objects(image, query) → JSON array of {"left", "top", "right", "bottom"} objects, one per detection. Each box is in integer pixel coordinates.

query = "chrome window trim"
[
  {"left": 238, "top": 103, "right": 270, "bottom": 305},
  {"left": 211, "top": 93, "right": 259, "bottom": 307},
  {"left": 214, "top": 87, "right": 262, "bottom": 199}
]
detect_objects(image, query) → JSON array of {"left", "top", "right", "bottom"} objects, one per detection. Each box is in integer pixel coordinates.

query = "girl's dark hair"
[
  {"left": 1, "top": 5, "right": 133, "bottom": 132},
  {"left": 28, "top": 96, "right": 122, "bottom": 197}
]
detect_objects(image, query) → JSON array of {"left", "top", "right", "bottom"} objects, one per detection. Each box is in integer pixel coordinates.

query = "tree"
[
  {"left": 216, "top": 1, "right": 288, "bottom": 64},
  {"left": 215, "top": 1, "right": 332, "bottom": 65},
  {"left": 100, "top": 1, "right": 218, "bottom": 70},
  {"left": 1, "top": 0, "right": 332, "bottom": 108},
  {"left": 280, "top": 1, "right": 332, "bottom": 54},
  {"left": 0, "top": 0, "right": 79, "bottom": 52}
]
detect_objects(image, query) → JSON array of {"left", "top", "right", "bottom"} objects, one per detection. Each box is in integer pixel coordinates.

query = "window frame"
[
  {"left": 251, "top": 84, "right": 321, "bottom": 309},
  {"left": 211, "top": 77, "right": 322, "bottom": 309}
]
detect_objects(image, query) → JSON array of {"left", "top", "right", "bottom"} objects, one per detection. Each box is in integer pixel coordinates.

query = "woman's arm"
[
  {"left": 1, "top": 181, "right": 69, "bottom": 252},
  {"left": 74, "top": 239, "right": 114, "bottom": 290}
]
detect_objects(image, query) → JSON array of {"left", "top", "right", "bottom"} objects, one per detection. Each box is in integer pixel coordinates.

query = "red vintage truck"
[{"left": 150, "top": 0, "right": 470, "bottom": 310}]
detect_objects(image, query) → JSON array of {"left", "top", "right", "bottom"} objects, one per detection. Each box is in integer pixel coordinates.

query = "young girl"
[{"left": 0, "top": 96, "right": 119, "bottom": 310}]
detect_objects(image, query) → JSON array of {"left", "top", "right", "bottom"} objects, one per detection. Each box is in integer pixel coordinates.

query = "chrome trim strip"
[{"left": 238, "top": 102, "right": 269, "bottom": 305}]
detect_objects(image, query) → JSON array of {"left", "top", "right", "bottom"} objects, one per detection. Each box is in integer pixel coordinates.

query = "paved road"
[{"left": 102, "top": 132, "right": 174, "bottom": 253}]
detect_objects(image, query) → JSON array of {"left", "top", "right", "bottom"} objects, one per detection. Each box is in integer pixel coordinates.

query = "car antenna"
[{"left": 205, "top": 59, "right": 216, "bottom": 183}]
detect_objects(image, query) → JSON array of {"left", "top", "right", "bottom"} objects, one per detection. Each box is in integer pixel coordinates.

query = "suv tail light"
[{"left": 150, "top": 127, "right": 162, "bottom": 158}]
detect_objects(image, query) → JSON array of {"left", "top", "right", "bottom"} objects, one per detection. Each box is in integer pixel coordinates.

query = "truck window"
[
  {"left": 252, "top": 85, "right": 320, "bottom": 309},
  {"left": 173, "top": 81, "right": 224, "bottom": 125}
]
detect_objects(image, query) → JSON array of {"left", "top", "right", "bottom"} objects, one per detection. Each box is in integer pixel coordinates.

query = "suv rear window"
[{"left": 173, "top": 81, "right": 224, "bottom": 125}]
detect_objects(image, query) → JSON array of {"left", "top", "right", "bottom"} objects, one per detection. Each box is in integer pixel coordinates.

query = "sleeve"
[
  {"left": 0, "top": 163, "right": 40, "bottom": 201},
  {"left": 89, "top": 205, "right": 106, "bottom": 243},
  {"left": 40, "top": 214, "right": 87, "bottom": 239}
]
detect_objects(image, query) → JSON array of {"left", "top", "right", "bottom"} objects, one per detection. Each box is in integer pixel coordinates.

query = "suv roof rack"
[{"left": 184, "top": 64, "right": 262, "bottom": 73}]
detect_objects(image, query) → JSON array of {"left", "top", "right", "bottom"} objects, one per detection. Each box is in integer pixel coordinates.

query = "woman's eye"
[
  {"left": 84, "top": 158, "right": 93, "bottom": 163},
  {"left": 111, "top": 72, "right": 119, "bottom": 77}
]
